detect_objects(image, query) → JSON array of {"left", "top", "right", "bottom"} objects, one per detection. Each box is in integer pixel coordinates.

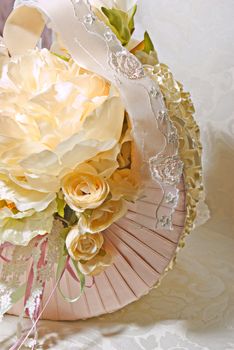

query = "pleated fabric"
[{"left": 10, "top": 178, "right": 186, "bottom": 320}]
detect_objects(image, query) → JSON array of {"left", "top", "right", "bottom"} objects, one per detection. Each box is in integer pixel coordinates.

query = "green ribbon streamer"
[
  {"left": 56, "top": 248, "right": 85, "bottom": 303},
  {"left": 72, "top": 258, "right": 85, "bottom": 292}
]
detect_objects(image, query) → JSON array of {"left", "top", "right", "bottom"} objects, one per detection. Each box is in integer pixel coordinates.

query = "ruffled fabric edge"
[{"left": 148, "top": 57, "right": 205, "bottom": 291}]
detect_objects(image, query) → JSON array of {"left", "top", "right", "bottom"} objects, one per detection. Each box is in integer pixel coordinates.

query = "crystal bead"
[
  {"left": 168, "top": 131, "right": 177, "bottom": 144},
  {"left": 150, "top": 86, "right": 160, "bottom": 98},
  {"left": 104, "top": 31, "right": 115, "bottom": 42},
  {"left": 158, "top": 110, "right": 168, "bottom": 121},
  {"left": 159, "top": 215, "right": 172, "bottom": 230},
  {"left": 84, "top": 13, "right": 95, "bottom": 25},
  {"left": 165, "top": 192, "right": 178, "bottom": 205}
]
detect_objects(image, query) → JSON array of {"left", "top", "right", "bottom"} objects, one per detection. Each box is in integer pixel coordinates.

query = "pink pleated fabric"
[{"left": 9, "top": 177, "right": 186, "bottom": 321}]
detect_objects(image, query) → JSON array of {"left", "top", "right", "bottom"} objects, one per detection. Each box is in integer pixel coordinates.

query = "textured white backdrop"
[{"left": 1, "top": 0, "right": 234, "bottom": 349}]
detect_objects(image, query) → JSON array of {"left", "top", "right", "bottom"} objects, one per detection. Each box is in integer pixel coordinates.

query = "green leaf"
[
  {"left": 56, "top": 194, "right": 66, "bottom": 218},
  {"left": 51, "top": 52, "right": 70, "bottom": 62},
  {"left": 101, "top": 6, "right": 137, "bottom": 46},
  {"left": 143, "top": 31, "right": 155, "bottom": 54},
  {"left": 64, "top": 205, "right": 78, "bottom": 226},
  {"left": 128, "top": 5, "right": 137, "bottom": 34},
  {"left": 60, "top": 226, "right": 71, "bottom": 240}
]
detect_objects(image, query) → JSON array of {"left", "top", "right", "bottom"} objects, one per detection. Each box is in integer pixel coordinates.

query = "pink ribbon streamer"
[
  {"left": 8, "top": 238, "right": 93, "bottom": 349},
  {"left": 0, "top": 242, "right": 12, "bottom": 262},
  {"left": 9, "top": 256, "right": 69, "bottom": 350},
  {"left": 0, "top": 236, "right": 46, "bottom": 264}
]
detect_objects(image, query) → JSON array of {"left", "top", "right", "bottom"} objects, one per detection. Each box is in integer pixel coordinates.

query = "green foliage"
[
  {"left": 57, "top": 193, "right": 66, "bottom": 218},
  {"left": 56, "top": 247, "right": 85, "bottom": 303},
  {"left": 64, "top": 205, "right": 78, "bottom": 226},
  {"left": 128, "top": 5, "right": 137, "bottom": 34},
  {"left": 51, "top": 52, "right": 70, "bottom": 62},
  {"left": 143, "top": 31, "right": 155, "bottom": 54},
  {"left": 60, "top": 227, "right": 71, "bottom": 240},
  {"left": 101, "top": 5, "right": 137, "bottom": 46},
  {"left": 72, "top": 259, "right": 85, "bottom": 294}
]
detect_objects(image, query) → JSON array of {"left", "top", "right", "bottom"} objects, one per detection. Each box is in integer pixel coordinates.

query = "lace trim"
[
  {"left": 70, "top": 0, "right": 183, "bottom": 230},
  {"left": 144, "top": 58, "right": 204, "bottom": 290}
]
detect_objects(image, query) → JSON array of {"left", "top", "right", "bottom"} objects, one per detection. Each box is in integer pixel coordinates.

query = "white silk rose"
[{"left": 0, "top": 48, "right": 125, "bottom": 245}]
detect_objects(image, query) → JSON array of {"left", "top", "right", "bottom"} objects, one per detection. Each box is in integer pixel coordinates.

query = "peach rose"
[
  {"left": 66, "top": 226, "right": 104, "bottom": 262},
  {"left": 78, "top": 199, "right": 127, "bottom": 234},
  {"left": 62, "top": 164, "right": 110, "bottom": 212},
  {"left": 78, "top": 249, "right": 112, "bottom": 276}
]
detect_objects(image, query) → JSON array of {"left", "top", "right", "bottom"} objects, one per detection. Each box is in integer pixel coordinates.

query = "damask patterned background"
[{"left": 0, "top": 0, "right": 234, "bottom": 349}]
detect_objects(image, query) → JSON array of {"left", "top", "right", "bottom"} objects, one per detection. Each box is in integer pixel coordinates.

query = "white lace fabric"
[{"left": 0, "top": 0, "right": 234, "bottom": 349}]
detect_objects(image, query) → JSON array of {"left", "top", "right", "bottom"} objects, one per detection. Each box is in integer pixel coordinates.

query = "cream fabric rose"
[
  {"left": 0, "top": 173, "right": 57, "bottom": 245},
  {"left": 62, "top": 164, "right": 110, "bottom": 212},
  {"left": 66, "top": 226, "right": 104, "bottom": 261},
  {"left": 78, "top": 249, "right": 112, "bottom": 276},
  {"left": 0, "top": 200, "right": 56, "bottom": 246},
  {"left": 117, "top": 141, "right": 132, "bottom": 169},
  {"left": 66, "top": 225, "right": 112, "bottom": 276},
  {"left": 78, "top": 199, "right": 127, "bottom": 234},
  {"left": 0, "top": 48, "right": 125, "bottom": 245},
  {"left": 108, "top": 169, "right": 140, "bottom": 202}
]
